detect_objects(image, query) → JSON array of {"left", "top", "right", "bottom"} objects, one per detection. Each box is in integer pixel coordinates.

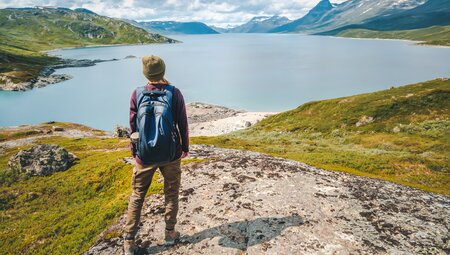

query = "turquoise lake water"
[{"left": 1, "top": 34, "right": 450, "bottom": 130}]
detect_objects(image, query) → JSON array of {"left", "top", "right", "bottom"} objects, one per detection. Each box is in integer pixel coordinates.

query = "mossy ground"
[
  {"left": 192, "top": 79, "right": 450, "bottom": 195},
  {"left": 0, "top": 133, "right": 196, "bottom": 254}
]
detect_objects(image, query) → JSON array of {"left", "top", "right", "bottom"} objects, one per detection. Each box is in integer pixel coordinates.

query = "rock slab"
[{"left": 85, "top": 145, "right": 450, "bottom": 255}]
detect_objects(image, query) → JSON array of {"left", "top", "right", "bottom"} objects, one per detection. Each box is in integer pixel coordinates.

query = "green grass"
[
  {"left": 0, "top": 122, "right": 106, "bottom": 143},
  {"left": 337, "top": 25, "right": 450, "bottom": 46},
  {"left": 0, "top": 137, "right": 138, "bottom": 254},
  {"left": 192, "top": 79, "right": 450, "bottom": 195},
  {"left": 0, "top": 7, "right": 171, "bottom": 86},
  {"left": 0, "top": 126, "right": 208, "bottom": 254}
]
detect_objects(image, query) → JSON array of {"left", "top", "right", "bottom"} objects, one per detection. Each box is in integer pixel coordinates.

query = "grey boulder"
[{"left": 8, "top": 144, "right": 77, "bottom": 176}]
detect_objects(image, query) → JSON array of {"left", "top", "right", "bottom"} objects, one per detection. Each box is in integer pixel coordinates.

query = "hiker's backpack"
[{"left": 135, "top": 85, "right": 177, "bottom": 164}]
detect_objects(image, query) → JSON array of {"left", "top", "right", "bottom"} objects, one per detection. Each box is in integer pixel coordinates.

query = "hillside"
[
  {"left": 270, "top": 0, "right": 333, "bottom": 33},
  {"left": 342, "top": 0, "right": 450, "bottom": 32},
  {"left": 136, "top": 21, "right": 219, "bottom": 35},
  {"left": 318, "top": 0, "right": 450, "bottom": 45},
  {"left": 194, "top": 78, "right": 450, "bottom": 195},
  {"left": 0, "top": 79, "right": 449, "bottom": 254},
  {"left": 336, "top": 25, "right": 450, "bottom": 46},
  {"left": 270, "top": 0, "right": 450, "bottom": 46},
  {"left": 271, "top": 0, "right": 427, "bottom": 33},
  {"left": 0, "top": 7, "right": 173, "bottom": 90}
]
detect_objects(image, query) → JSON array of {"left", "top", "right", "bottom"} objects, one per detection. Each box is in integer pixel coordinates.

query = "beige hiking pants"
[{"left": 124, "top": 158, "right": 181, "bottom": 237}]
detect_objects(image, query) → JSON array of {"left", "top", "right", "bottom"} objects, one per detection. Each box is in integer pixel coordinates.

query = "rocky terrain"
[
  {"left": 8, "top": 144, "right": 77, "bottom": 176},
  {"left": 186, "top": 102, "right": 276, "bottom": 136},
  {"left": 85, "top": 145, "right": 450, "bottom": 255}
]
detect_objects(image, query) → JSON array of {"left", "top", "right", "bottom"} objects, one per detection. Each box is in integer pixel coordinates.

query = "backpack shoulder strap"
[
  {"left": 164, "top": 85, "right": 175, "bottom": 107},
  {"left": 135, "top": 86, "right": 146, "bottom": 106}
]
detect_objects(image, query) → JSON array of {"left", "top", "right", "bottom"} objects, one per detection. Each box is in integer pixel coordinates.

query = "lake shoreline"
[
  {"left": 329, "top": 34, "right": 450, "bottom": 48},
  {"left": 3, "top": 34, "right": 449, "bottom": 92},
  {"left": 0, "top": 102, "right": 275, "bottom": 151},
  {"left": 42, "top": 40, "right": 181, "bottom": 55},
  {"left": 0, "top": 40, "right": 178, "bottom": 92},
  {"left": 0, "top": 58, "right": 120, "bottom": 91}
]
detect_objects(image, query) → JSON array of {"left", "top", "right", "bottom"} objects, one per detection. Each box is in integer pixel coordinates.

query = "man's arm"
[
  {"left": 129, "top": 89, "right": 138, "bottom": 157},
  {"left": 174, "top": 88, "right": 189, "bottom": 155}
]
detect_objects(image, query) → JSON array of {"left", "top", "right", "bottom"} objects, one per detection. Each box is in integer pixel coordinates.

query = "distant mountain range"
[
  {"left": 225, "top": 16, "right": 291, "bottom": 33},
  {"left": 272, "top": 0, "right": 431, "bottom": 33},
  {"left": 319, "top": 0, "right": 450, "bottom": 35},
  {"left": 127, "top": 16, "right": 291, "bottom": 34},
  {"left": 135, "top": 21, "right": 219, "bottom": 34},
  {"left": 124, "top": 0, "right": 449, "bottom": 41}
]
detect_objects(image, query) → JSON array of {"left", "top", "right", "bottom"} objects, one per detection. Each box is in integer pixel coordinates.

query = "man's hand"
[{"left": 181, "top": 151, "right": 189, "bottom": 159}]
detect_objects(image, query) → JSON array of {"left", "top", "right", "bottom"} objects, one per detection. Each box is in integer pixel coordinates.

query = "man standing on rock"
[{"left": 123, "top": 55, "right": 189, "bottom": 255}]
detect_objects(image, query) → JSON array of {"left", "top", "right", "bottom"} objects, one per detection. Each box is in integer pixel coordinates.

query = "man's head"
[{"left": 142, "top": 55, "right": 166, "bottom": 81}]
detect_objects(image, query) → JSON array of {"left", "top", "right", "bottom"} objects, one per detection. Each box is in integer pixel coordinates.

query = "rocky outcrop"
[
  {"left": 186, "top": 102, "right": 243, "bottom": 124},
  {"left": 356, "top": 115, "right": 374, "bottom": 127},
  {"left": 85, "top": 145, "right": 449, "bottom": 255},
  {"left": 189, "top": 112, "right": 275, "bottom": 137},
  {"left": 0, "top": 58, "right": 118, "bottom": 91},
  {"left": 113, "top": 126, "right": 130, "bottom": 138},
  {"left": 8, "top": 144, "right": 77, "bottom": 176},
  {"left": 0, "top": 73, "right": 72, "bottom": 91}
]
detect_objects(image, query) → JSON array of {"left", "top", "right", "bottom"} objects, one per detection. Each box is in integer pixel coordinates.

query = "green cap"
[{"left": 142, "top": 55, "right": 166, "bottom": 81}]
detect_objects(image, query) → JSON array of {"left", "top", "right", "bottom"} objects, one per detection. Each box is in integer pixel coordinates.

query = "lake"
[{"left": 1, "top": 34, "right": 450, "bottom": 130}]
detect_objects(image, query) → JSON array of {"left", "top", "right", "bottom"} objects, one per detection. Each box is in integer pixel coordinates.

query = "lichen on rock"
[{"left": 8, "top": 144, "right": 77, "bottom": 176}]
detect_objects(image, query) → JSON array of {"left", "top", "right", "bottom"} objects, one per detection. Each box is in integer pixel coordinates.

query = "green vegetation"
[
  {"left": 192, "top": 79, "right": 450, "bottom": 195},
  {"left": 0, "top": 122, "right": 105, "bottom": 143},
  {"left": 0, "top": 79, "right": 448, "bottom": 254},
  {"left": 0, "top": 7, "right": 171, "bottom": 85},
  {"left": 337, "top": 25, "right": 450, "bottom": 46},
  {"left": 0, "top": 130, "right": 199, "bottom": 254}
]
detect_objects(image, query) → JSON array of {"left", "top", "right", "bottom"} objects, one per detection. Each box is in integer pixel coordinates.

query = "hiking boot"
[
  {"left": 164, "top": 229, "right": 180, "bottom": 245},
  {"left": 123, "top": 238, "right": 138, "bottom": 255}
]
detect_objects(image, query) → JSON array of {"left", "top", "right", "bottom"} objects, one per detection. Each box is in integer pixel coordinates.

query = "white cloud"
[{"left": 0, "top": 0, "right": 348, "bottom": 26}]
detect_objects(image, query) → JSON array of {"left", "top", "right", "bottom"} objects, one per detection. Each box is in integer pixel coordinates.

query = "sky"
[{"left": 0, "top": 0, "right": 347, "bottom": 27}]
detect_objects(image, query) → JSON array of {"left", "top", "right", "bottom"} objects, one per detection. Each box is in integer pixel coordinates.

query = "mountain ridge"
[
  {"left": 270, "top": 0, "right": 334, "bottom": 33},
  {"left": 227, "top": 15, "right": 291, "bottom": 33},
  {"left": 135, "top": 21, "right": 219, "bottom": 35},
  {"left": 268, "top": 0, "right": 450, "bottom": 45},
  {"left": 272, "top": 0, "right": 428, "bottom": 33}
]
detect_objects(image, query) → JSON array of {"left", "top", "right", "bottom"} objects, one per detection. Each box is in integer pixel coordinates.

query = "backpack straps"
[
  {"left": 135, "top": 86, "right": 146, "bottom": 107},
  {"left": 164, "top": 85, "right": 174, "bottom": 108},
  {"left": 136, "top": 84, "right": 175, "bottom": 107}
]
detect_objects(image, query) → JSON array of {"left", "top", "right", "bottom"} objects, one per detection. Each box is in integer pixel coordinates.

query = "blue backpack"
[{"left": 135, "top": 85, "right": 177, "bottom": 164}]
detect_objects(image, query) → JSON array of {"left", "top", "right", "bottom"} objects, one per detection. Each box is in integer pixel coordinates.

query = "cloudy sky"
[{"left": 0, "top": 0, "right": 347, "bottom": 27}]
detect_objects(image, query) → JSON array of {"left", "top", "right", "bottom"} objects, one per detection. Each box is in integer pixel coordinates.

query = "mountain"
[
  {"left": 136, "top": 21, "right": 219, "bottom": 34},
  {"left": 210, "top": 25, "right": 230, "bottom": 33},
  {"left": 272, "top": 0, "right": 427, "bottom": 33},
  {"left": 228, "top": 16, "right": 291, "bottom": 33},
  {"left": 0, "top": 7, "right": 172, "bottom": 89},
  {"left": 73, "top": 8, "right": 97, "bottom": 15},
  {"left": 270, "top": 0, "right": 333, "bottom": 33},
  {"left": 320, "top": 0, "right": 450, "bottom": 34}
]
